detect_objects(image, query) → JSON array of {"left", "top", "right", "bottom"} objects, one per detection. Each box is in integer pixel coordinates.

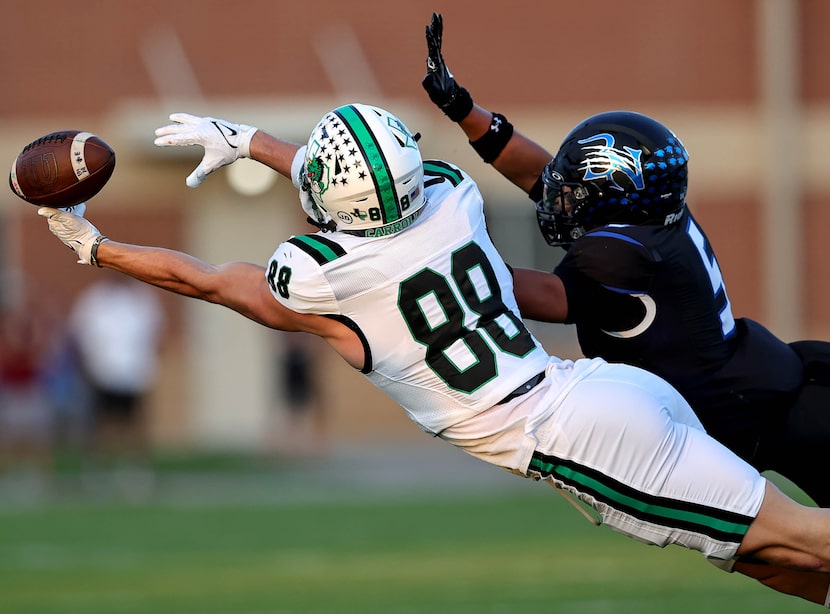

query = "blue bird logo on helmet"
[
  {"left": 578, "top": 133, "right": 645, "bottom": 192},
  {"left": 537, "top": 111, "right": 689, "bottom": 249}
]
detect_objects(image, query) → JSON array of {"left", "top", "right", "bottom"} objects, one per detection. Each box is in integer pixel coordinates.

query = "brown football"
[{"left": 9, "top": 130, "right": 115, "bottom": 207}]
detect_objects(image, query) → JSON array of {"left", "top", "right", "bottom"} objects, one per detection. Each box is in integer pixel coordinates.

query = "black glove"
[{"left": 421, "top": 13, "right": 473, "bottom": 122}]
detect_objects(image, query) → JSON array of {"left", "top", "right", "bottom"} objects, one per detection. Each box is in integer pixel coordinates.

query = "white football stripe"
[
  {"left": 71, "top": 132, "right": 95, "bottom": 181},
  {"left": 9, "top": 158, "right": 22, "bottom": 196}
]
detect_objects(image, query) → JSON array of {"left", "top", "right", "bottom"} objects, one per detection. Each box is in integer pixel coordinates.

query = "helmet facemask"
[{"left": 536, "top": 162, "right": 589, "bottom": 248}]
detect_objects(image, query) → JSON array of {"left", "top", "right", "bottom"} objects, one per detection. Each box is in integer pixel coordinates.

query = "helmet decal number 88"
[
  {"left": 357, "top": 194, "right": 411, "bottom": 223},
  {"left": 398, "top": 242, "right": 536, "bottom": 393}
]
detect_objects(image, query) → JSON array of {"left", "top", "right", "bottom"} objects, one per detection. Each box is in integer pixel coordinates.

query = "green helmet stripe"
[{"left": 334, "top": 105, "right": 399, "bottom": 224}]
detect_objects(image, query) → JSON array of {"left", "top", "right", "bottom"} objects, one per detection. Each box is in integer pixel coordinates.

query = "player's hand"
[
  {"left": 421, "top": 13, "right": 473, "bottom": 122},
  {"left": 60, "top": 203, "right": 87, "bottom": 217},
  {"left": 37, "top": 204, "right": 106, "bottom": 266},
  {"left": 154, "top": 113, "right": 258, "bottom": 188}
]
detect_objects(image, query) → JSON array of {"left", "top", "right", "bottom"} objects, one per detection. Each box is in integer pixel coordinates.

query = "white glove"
[
  {"left": 37, "top": 204, "right": 107, "bottom": 266},
  {"left": 154, "top": 112, "right": 258, "bottom": 188}
]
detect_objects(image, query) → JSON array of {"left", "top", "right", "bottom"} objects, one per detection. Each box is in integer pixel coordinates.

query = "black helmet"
[{"left": 537, "top": 110, "right": 689, "bottom": 248}]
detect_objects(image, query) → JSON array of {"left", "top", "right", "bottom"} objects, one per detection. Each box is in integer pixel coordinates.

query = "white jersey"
[
  {"left": 267, "top": 160, "right": 550, "bottom": 436},
  {"left": 266, "top": 158, "right": 767, "bottom": 568}
]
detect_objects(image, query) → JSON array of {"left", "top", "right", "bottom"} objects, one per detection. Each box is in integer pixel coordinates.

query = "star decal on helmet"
[{"left": 307, "top": 111, "right": 373, "bottom": 198}]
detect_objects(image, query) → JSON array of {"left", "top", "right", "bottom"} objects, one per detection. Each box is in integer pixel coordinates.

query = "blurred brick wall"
[{"left": 4, "top": 0, "right": 830, "bottom": 448}]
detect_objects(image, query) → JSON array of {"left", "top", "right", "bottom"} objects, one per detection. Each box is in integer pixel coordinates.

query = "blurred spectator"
[
  {"left": 0, "top": 277, "right": 57, "bottom": 498},
  {"left": 69, "top": 273, "right": 165, "bottom": 499},
  {"left": 41, "top": 325, "right": 92, "bottom": 461},
  {"left": 266, "top": 332, "right": 327, "bottom": 459}
]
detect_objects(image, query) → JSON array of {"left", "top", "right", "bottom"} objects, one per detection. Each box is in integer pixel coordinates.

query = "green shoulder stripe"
[
  {"left": 423, "top": 160, "right": 463, "bottom": 187},
  {"left": 288, "top": 235, "right": 346, "bottom": 265}
]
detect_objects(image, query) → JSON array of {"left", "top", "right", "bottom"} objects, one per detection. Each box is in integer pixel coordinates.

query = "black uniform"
[{"left": 553, "top": 207, "right": 830, "bottom": 505}]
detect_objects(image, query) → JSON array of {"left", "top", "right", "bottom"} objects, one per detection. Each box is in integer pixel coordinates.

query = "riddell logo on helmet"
[{"left": 664, "top": 209, "right": 684, "bottom": 225}]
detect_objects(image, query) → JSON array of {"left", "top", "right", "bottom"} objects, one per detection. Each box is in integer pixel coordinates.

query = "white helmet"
[{"left": 299, "top": 103, "right": 425, "bottom": 236}]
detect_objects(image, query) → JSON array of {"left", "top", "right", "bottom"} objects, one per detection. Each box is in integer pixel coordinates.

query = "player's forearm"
[
  {"left": 95, "top": 240, "right": 226, "bottom": 301},
  {"left": 248, "top": 131, "right": 301, "bottom": 178},
  {"left": 457, "top": 104, "right": 496, "bottom": 141},
  {"left": 95, "top": 240, "right": 300, "bottom": 332},
  {"left": 460, "top": 105, "right": 553, "bottom": 195},
  {"left": 491, "top": 130, "right": 554, "bottom": 195}
]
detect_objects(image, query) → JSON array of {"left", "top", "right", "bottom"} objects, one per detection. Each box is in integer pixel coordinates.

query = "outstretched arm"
[
  {"left": 458, "top": 105, "right": 554, "bottom": 195},
  {"left": 36, "top": 207, "right": 366, "bottom": 367},
  {"left": 153, "top": 114, "right": 302, "bottom": 186},
  {"left": 37, "top": 205, "right": 299, "bottom": 329},
  {"left": 153, "top": 113, "right": 332, "bottom": 229},
  {"left": 421, "top": 13, "right": 553, "bottom": 195},
  {"left": 99, "top": 242, "right": 284, "bottom": 325}
]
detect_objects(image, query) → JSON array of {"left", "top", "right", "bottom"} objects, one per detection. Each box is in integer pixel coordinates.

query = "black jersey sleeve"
[{"left": 554, "top": 228, "right": 660, "bottom": 327}]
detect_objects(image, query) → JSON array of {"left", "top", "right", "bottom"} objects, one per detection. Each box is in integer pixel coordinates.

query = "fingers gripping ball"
[
  {"left": 9, "top": 130, "right": 116, "bottom": 207},
  {"left": 37, "top": 204, "right": 107, "bottom": 266}
]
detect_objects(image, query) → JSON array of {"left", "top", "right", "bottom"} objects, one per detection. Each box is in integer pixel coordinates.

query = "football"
[{"left": 9, "top": 130, "right": 115, "bottom": 207}]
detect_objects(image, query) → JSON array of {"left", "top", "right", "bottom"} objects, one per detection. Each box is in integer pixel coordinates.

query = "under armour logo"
[{"left": 491, "top": 116, "right": 503, "bottom": 133}]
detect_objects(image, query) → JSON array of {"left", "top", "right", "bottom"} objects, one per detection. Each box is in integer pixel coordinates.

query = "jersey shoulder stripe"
[
  {"left": 587, "top": 229, "right": 647, "bottom": 248},
  {"left": 423, "top": 159, "right": 463, "bottom": 186},
  {"left": 287, "top": 235, "right": 347, "bottom": 265},
  {"left": 558, "top": 225, "right": 659, "bottom": 295}
]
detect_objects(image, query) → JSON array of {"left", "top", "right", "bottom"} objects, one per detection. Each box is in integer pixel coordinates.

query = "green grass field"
[{"left": 0, "top": 455, "right": 820, "bottom": 614}]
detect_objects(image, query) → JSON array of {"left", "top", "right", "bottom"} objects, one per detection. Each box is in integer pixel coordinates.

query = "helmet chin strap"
[
  {"left": 306, "top": 216, "right": 338, "bottom": 232},
  {"left": 299, "top": 186, "right": 335, "bottom": 231}
]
